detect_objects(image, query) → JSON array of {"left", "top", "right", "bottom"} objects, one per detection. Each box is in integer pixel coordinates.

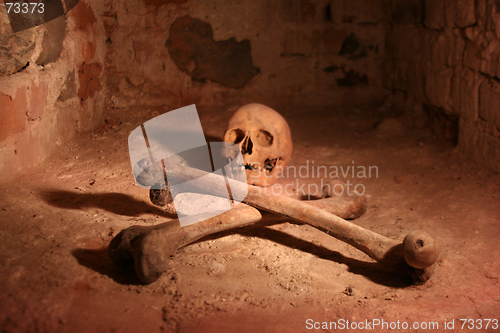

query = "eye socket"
[
  {"left": 255, "top": 130, "right": 273, "bottom": 147},
  {"left": 226, "top": 129, "right": 246, "bottom": 144}
]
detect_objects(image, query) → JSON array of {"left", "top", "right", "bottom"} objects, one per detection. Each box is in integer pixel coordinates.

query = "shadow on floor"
[
  {"left": 81, "top": 220, "right": 419, "bottom": 288},
  {"left": 50, "top": 188, "right": 417, "bottom": 288},
  {"left": 195, "top": 223, "right": 417, "bottom": 288},
  {"left": 39, "top": 189, "right": 175, "bottom": 218},
  {"left": 246, "top": 226, "right": 417, "bottom": 288},
  {"left": 72, "top": 247, "right": 144, "bottom": 285}
]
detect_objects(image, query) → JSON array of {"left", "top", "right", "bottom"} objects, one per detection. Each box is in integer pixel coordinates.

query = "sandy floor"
[{"left": 1, "top": 104, "right": 499, "bottom": 332}]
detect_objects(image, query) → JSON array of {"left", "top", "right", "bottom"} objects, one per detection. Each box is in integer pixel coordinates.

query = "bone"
[
  {"left": 113, "top": 161, "right": 439, "bottom": 284},
  {"left": 109, "top": 194, "right": 365, "bottom": 284},
  {"left": 149, "top": 179, "right": 367, "bottom": 221},
  {"left": 162, "top": 160, "right": 439, "bottom": 271},
  {"left": 223, "top": 103, "right": 293, "bottom": 187}
]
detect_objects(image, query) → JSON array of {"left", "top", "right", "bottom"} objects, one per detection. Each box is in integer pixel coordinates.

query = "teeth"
[{"left": 245, "top": 163, "right": 271, "bottom": 173}]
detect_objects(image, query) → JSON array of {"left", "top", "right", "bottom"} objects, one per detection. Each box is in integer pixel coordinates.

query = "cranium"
[{"left": 223, "top": 103, "right": 292, "bottom": 186}]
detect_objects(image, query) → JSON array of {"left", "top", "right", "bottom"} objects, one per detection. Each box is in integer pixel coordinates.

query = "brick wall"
[
  {"left": 384, "top": 0, "right": 500, "bottom": 173},
  {"left": 0, "top": 0, "right": 107, "bottom": 182},
  {"left": 3, "top": 0, "right": 498, "bottom": 180},
  {"left": 104, "top": 0, "right": 389, "bottom": 111}
]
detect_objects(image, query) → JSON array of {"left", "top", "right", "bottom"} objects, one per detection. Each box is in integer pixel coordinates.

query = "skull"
[{"left": 223, "top": 103, "right": 292, "bottom": 187}]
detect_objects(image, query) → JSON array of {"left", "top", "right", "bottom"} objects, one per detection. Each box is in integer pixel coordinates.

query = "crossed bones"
[{"left": 109, "top": 160, "right": 440, "bottom": 284}]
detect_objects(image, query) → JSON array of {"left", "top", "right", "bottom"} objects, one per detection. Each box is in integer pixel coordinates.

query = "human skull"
[{"left": 223, "top": 103, "right": 292, "bottom": 187}]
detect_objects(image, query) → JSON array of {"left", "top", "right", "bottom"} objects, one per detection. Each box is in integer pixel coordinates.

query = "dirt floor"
[{"left": 1, "top": 104, "right": 499, "bottom": 332}]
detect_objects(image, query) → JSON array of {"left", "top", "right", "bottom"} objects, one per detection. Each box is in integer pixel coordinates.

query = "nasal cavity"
[{"left": 242, "top": 136, "right": 253, "bottom": 155}]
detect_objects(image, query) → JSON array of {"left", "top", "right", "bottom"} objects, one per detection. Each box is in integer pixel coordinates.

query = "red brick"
[
  {"left": 103, "top": 17, "right": 117, "bottom": 39},
  {"left": 58, "top": 70, "right": 77, "bottom": 102},
  {"left": 425, "top": 66, "right": 453, "bottom": 113},
  {"left": 104, "top": 49, "right": 116, "bottom": 70},
  {"left": 71, "top": 1, "right": 97, "bottom": 31},
  {"left": 0, "top": 88, "right": 27, "bottom": 141},
  {"left": 143, "top": 0, "right": 187, "bottom": 6},
  {"left": 133, "top": 41, "right": 156, "bottom": 65},
  {"left": 447, "top": 0, "right": 476, "bottom": 28},
  {"left": 300, "top": 0, "right": 316, "bottom": 23},
  {"left": 103, "top": 2, "right": 117, "bottom": 17},
  {"left": 281, "top": 0, "right": 300, "bottom": 23},
  {"left": 318, "top": 28, "right": 348, "bottom": 54},
  {"left": 335, "top": 0, "right": 385, "bottom": 24},
  {"left": 424, "top": 0, "right": 445, "bottom": 29},
  {"left": 281, "top": 29, "right": 312, "bottom": 56},
  {"left": 78, "top": 62, "right": 102, "bottom": 101},
  {"left": 82, "top": 41, "right": 96, "bottom": 62},
  {"left": 479, "top": 80, "right": 500, "bottom": 130},
  {"left": 36, "top": 16, "right": 66, "bottom": 66},
  {"left": 27, "top": 82, "right": 47, "bottom": 120}
]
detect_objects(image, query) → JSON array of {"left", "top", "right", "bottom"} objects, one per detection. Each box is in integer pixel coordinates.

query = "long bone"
[
  {"left": 110, "top": 161, "right": 439, "bottom": 284},
  {"left": 149, "top": 179, "right": 367, "bottom": 220},
  {"left": 161, "top": 160, "right": 439, "bottom": 271},
  {"left": 109, "top": 194, "right": 366, "bottom": 284}
]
